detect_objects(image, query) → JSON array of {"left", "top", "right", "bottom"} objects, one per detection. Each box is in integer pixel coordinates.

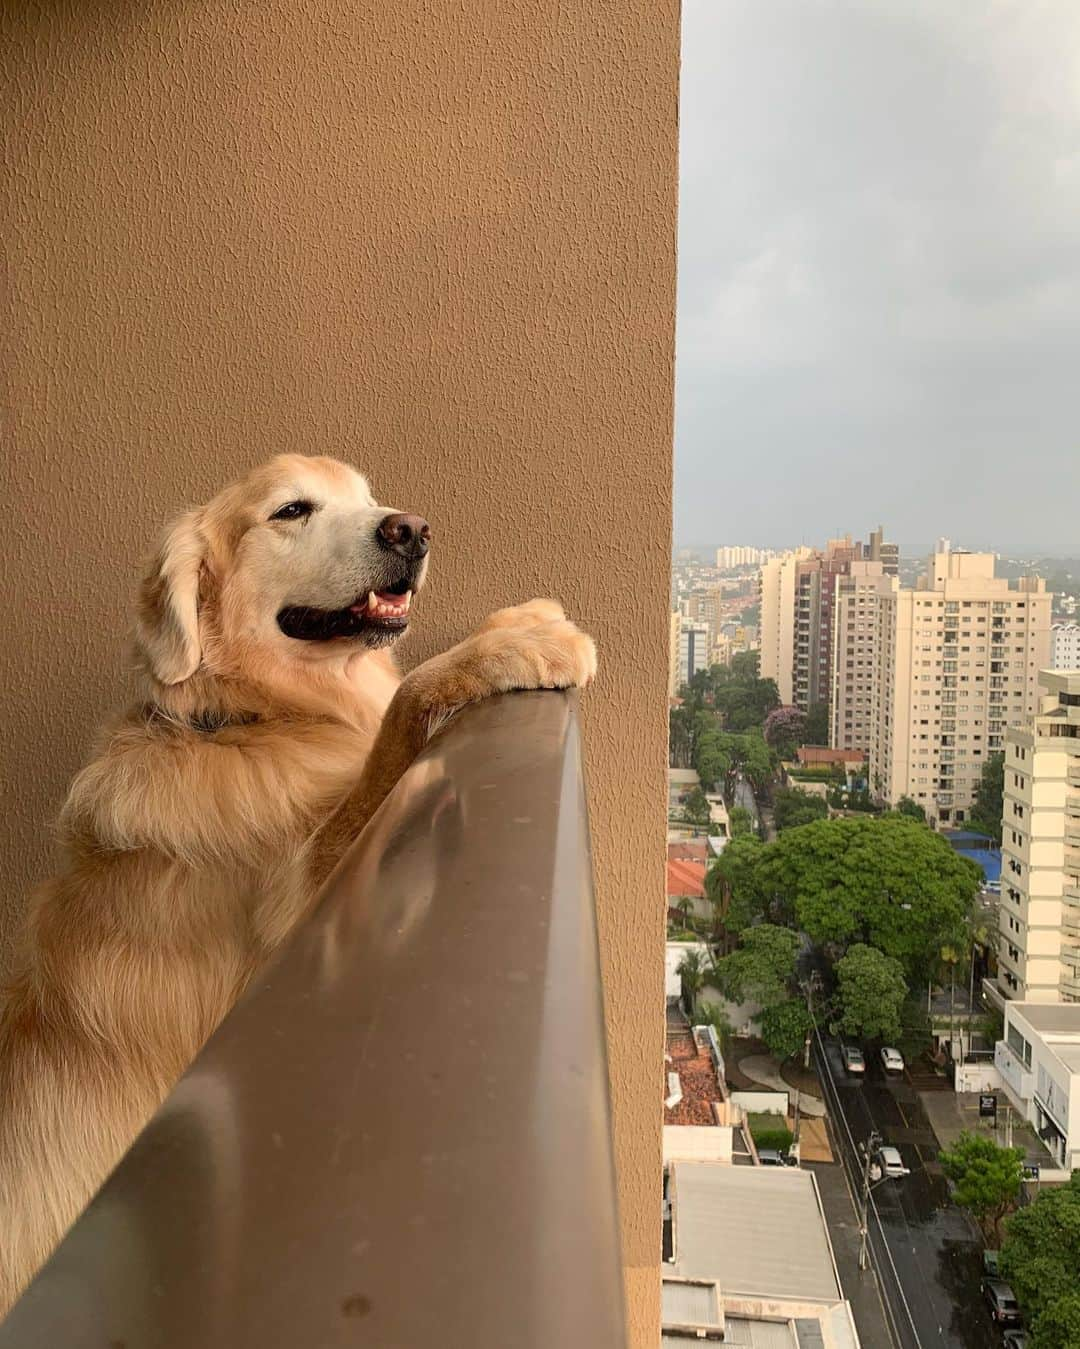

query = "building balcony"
[{"left": 0, "top": 693, "right": 627, "bottom": 1347}]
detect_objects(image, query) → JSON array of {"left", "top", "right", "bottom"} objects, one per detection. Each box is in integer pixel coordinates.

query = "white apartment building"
[
  {"left": 996, "top": 670, "right": 1080, "bottom": 1003},
  {"left": 993, "top": 1002, "right": 1080, "bottom": 1173},
  {"left": 758, "top": 549, "right": 811, "bottom": 707},
  {"left": 830, "top": 562, "right": 897, "bottom": 754},
  {"left": 868, "top": 550, "right": 1052, "bottom": 826},
  {"left": 1053, "top": 622, "right": 1080, "bottom": 670},
  {"left": 715, "top": 545, "right": 773, "bottom": 570},
  {"left": 677, "top": 620, "right": 711, "bottom": 691}
]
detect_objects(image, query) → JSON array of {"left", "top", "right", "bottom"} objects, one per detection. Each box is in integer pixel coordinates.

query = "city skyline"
[{"left": 676, "top": 2, "right": 1080, "bottom": 556}]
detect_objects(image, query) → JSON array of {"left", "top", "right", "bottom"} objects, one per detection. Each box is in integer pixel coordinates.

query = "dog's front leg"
[{"left": 306, "top": 599, "right": 595, "bottom": 892}]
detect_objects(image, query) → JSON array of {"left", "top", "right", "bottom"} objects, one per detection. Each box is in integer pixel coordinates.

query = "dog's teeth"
[
  {"left": 367, "top": 592, "right": 377, "bottom": 614},
  {"left": 404, "top": 590, "right": 412, "bottom": 610}
]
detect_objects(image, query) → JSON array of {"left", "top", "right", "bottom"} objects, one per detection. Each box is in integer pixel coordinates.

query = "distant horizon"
[{"left": 673, "top": 539, "right": 1080, "bottom": 565}]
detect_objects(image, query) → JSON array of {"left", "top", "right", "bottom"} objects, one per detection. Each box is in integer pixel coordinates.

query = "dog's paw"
[
  {"left": 480, "top": 617, "right": 596, "bottom": 692},
  {"left": 474, "top": 598, "right": 566, "bottom": 633}
]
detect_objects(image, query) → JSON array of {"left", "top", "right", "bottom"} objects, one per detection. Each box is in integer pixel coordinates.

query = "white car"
[
  {"left": 880, "top": 1046, "right": 905, "bottom": 1074},
  {"left": 876, "top": 1145, "right": 910, "bottom": 1179}
]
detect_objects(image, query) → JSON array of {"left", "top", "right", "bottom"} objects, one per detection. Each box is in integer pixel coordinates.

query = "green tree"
[
  {"left": 895, "top": 796, "right": 927, "bottom": 823},
  {"left": 683, "top": 786, "right": 711, "bottom": 826},
  {"left": 969, "top": 751, "right": 1005, "bottom": 843},
  {"left": 736, "top": 729, "right": 774, "bottom": 793},
  {"left": 706, "top": 835, "right": 767, "bottom": 936},
  {"left": 759, "top": 999, "right": 813, "bottom": 1062},
  {"left": 803, "top": 703, "right": 829, "bottom": 746},
  {"left": 1001, "top": 1171, "right": 1080, "bottom": 1348},
  {"left": 939, "top": 1131, "right": 1023, "bottom": 1242},
  {"left": 713, "top": 924, "right": 799, "bottom": 1006},
  {"left": 773, "top": 787, "right": 829, "bottom": 833},
  {"left": 677, "top": 947, "right": 706, "bottom": 1013},
  {"left": 728, "top": 805, "right": 754, "bottom": 838},
  {"left": 835, "top": 944, "right": 907, "bottom": 1042},
  {"left": 752, "top": 815, "right": 982, "bottom": 979}
]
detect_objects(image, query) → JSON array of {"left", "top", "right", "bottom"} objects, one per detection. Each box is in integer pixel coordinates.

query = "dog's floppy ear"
[{"left": 136, "top": 510, "right": 205, "bottom": 685}]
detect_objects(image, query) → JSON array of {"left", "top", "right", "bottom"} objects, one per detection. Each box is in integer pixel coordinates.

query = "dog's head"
[{"left": 136, "top": 455, "right": 430, "bottom": 686}]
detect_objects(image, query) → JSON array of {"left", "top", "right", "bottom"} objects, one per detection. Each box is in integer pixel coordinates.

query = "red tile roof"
[
  {"left": 665, "top": 1029, "right": 723, "bottom": 1125},
  {"left": 667, "top": 858, "right": 706, "bottom": 899},
  {"left": 668, "top": 840, "right": 709, "bottom": 864}
]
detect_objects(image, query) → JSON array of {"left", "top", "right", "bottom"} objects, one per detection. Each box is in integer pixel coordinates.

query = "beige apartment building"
[
  {"left": 758, "top": 548, "right": 811, "bottom": 706},
  {"left": 869, "top": 550, "right": 1052, "bottom": 826},
  {"left": 830, "top": 562, "right": 897, "bottom": 754},
  {"left": 995, "top": 671, "right": 1080, "bottom": 1003}
]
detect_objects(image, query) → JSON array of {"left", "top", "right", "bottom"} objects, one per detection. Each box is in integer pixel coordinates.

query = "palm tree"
[{"left": 677, "top": 947, "right": 705, "bottom": 1015}]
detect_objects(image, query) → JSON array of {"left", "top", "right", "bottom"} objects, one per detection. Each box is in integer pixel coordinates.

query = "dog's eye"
[{"left": 270, "top": 500, "right": 314, "bottom": 522}]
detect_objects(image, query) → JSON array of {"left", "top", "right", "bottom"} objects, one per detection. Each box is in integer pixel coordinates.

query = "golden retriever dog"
[{"left": 0, "top": 454, "right": 595, "bottom": 1314}]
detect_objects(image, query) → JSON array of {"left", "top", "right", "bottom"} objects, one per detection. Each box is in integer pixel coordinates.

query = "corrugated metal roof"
[
  {"left": 668, "top": 1163, "right": 841, "bottom": 1303},
  {"left": 725, "top": 1317, "right": 797, "bottom": 1347},
  {"left": 661, "top": 1278, "right": 720, "bottom": 1327}
]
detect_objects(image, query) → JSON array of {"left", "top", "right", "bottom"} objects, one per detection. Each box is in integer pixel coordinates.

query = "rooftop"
[
  {"left": 668, "top": 1162, "right": 841, "bottom": 1304},
  {"left": 667, "top": 858, "right": 706, "bottom": 900},
  {"left": 1011, "top": 1002, "right": 1080, "bottom": 1036},
  {"left": 665, "top": 1028, "right": 723, "bottom": 1126},
  {"left": 795, "top": 746, "right": 866, "bottom": 767}
]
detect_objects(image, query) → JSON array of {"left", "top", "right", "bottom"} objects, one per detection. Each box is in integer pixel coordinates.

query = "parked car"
[
  {"left": 1002, "top": 1331, "right": 1028, "bottom": 1349},
  {"left": 875, "top": 1145, "right": 910, "bottom": 1179},
  {"left": 757, "top": 1149, "right": 786, "bottom": 1166},
  {"left": 983, "top": 1249, "right": 1000, "bottom": 1277},
  {"left": 880, "top": 1046, "right": 905, "bottom": 1074},
  {"left": 982, "top": 1278, "right": 1022, "bottom": 1327},
  {"left": 842, "top": 1045, "right": 866, "bottom": 1075}
]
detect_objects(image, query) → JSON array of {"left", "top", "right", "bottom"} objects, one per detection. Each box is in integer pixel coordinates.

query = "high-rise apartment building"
[
  {"left": 758, "top": 549, "right": 810, "bottom": 706},
  {"left": 865, "top": 525, "right": 899, "bottom": 577},
  {"left": 715, "top": 545, "right": 774, "bottom": 569},
  {"left": 869, "top": 549, "right": 1052, "bottom": 826},
  {"left": 996, "top": 671, "right": 1080, "bottom": 1003},
  {"left": 830, "top": 562, "right": 897, "bottom": 753},
  {"left": 1053, "top": 623, "right": 1080, "bottom": 670},
  {"left": 669, "top": 611, "right": 682, "bottom": 700},
  {"left": 677, "top": 620, "right": 711, "bottom": 690},
  {"left": 793, "top": 536, "right": 862, "bottom": 716},
  {"left": 760, "top": 529, "right": 897, "bottom": 724}
]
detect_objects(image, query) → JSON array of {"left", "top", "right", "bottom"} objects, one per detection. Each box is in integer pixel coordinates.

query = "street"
[{"left": 815, "top": 1035, "right": 997, "bottom": 1348}]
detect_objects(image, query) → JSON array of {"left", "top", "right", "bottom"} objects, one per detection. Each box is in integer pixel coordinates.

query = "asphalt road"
[{"left": 815, "top": 1034, "right": 998, "bottom": 1348}]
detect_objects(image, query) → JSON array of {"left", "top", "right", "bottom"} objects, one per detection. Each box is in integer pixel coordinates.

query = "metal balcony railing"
[{"left": 0, "top": 691, "right": 626, "bottom": 1349}]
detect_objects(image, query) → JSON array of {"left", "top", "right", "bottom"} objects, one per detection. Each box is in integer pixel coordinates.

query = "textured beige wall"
[{"left": 2, "top": 2, "right": 676, "bottom": 1339}]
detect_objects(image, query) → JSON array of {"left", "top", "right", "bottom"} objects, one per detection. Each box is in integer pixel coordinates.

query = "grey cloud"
[{"left": 676, "top": 0, "right": 1080, "bottom": 554}]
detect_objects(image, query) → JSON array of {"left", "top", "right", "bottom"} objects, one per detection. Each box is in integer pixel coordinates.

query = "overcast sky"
[{"left": 675, "top": 1, "right": 1080, "bottom": 556}]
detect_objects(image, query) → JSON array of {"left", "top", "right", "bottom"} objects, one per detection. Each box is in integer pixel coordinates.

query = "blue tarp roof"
[{"left": 963, "top": 848, "right": 1002, "bottom": 885}]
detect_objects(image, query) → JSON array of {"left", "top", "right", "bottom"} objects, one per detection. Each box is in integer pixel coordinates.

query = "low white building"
[
  {"left": 662, "top": 1163, "right": 859, "bottom": 1346},
  {"left": 994, "top": 1001, "right": 1080, "bottom": 1172}
]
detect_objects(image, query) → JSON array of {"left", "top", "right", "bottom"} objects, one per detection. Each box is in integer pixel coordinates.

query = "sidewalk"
[
  {"left": 739, "top": 1054, "right": 827, "bottom": 1117},
  {"left": 919, "top": 1090, "right": 1055, "bottom": 1171},
  {"left": 808, "top": 1153, "right": 896, "bottom": 1348}
]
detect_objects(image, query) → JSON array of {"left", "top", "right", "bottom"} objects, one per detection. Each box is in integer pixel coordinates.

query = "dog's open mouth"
[{"left": 277, "top": 581, "right": 414, "bottom": 643}]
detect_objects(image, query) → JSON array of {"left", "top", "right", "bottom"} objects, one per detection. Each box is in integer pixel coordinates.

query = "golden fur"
[{"left": 0, "top": 455, "right": 595, "bottom": 1313}]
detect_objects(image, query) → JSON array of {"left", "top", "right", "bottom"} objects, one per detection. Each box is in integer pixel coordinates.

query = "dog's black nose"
[{"left": 377, "top": 512, "right": 431, "bottom": 560}]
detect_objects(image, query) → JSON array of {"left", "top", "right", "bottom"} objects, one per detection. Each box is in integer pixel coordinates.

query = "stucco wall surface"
[{"left": 2, "top": 2, "right": 677, "bottom": 1339}]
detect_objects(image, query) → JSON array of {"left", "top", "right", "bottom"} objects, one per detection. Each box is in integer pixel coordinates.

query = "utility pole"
[
  {"left": 857, "top": 1129, "right": 883, "bottom": 1271},
  {"left": 800, "top": 970, "right": 822, "bottom": 1069}
]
